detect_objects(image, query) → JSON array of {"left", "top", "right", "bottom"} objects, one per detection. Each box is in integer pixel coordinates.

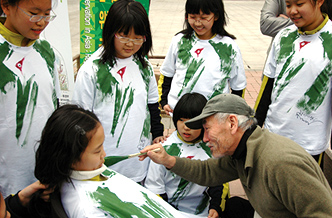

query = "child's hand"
[
  {"left": 207, "top": 209, "right": 219, "bottom": 218},
  {"left": 18, "top": 181, "right": 54, "bottom": 207},
  {"left": 163, "top": 104, "right": 173, "bottom": 115},
  {"left": 153, "top": 136, "right": 167, "bottom": 144}
]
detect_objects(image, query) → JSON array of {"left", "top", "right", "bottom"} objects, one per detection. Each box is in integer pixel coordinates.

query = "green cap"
[{"left": 185, "top": 94, "right": 255, "bottom": 129}]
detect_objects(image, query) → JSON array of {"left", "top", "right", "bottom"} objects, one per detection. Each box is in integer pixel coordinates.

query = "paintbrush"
[{"left": 104, "top": 148, "right": 161, "bottom": 167}]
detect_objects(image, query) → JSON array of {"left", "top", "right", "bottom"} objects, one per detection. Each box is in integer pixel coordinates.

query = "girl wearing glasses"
[
  {"left": 159, "top": 0, "right": 247, "bottom": 116},
  {"left": 0, "top": 0, "right": 60, "bottom": 198},
  {"left": 72, "top": 0, "right": 164, "bottom": 184}
]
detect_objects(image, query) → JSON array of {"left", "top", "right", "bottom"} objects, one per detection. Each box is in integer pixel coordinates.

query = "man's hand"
[
  {"left": 139, "top": 144, "right": 176, "bottom": 169},
  {"left": 18, "top": 181, "right": 53, "bottom": 207}
]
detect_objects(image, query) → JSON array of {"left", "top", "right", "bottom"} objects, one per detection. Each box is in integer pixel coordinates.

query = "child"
[
  {"left": 158, "top": 0, "right": 247, "bottom": 115},
  {"left": 145, "top": 93, "right": 229, "bottom": 218},
  {"left": 255, "top": 0, "right": 332, "bottom": 167},
  {"left": 72, "top": 0, "right": 164, "bottom": 183},
  {"left": 0, "top": 0, "right": 60, "bottom": 197},
  {"left": 35, "top": 104, "right": 206, "bottom": 218}
]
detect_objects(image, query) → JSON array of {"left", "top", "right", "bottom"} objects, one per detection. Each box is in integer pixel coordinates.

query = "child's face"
[
  {"left": 187, "top": 10, "right": 217, "bottom": 40},
  {"left": 72, "top": 124, "right": 106, "bottom": 171},
  {"left": 2, "top": 0, "right": 53, "bottom": 45},
  {"left": 286, "top": 0, "right": 324, "bottom": 31},
  {"left": 114, "top": 28, "right": 145, "bottom": 59},
  {"left": 177, "top": 118, "right": 202, "bottom": 143}
]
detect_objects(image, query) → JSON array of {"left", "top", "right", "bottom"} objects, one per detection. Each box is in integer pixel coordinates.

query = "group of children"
[{"left": 1, "top": 0, "right": 332, "bottom": 217}]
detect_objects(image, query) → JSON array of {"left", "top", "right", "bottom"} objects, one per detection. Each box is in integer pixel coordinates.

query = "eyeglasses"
[
  {"left": 187, "top": 16, "right": 214, "bottom": 25},
  {"left": 18, "top": 6, "right": 57, "bottom": 22},
  {"left": 115, "top": 34, "right": 146, "bottom": 45}
]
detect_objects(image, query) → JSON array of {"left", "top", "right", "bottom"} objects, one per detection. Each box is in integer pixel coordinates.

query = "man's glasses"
[
  {"left": 115, "top": 34, "right": 146, "bottom": 45},
  {"left": 18, "top": 6, "right": 57, "bottom": 22},
  {"left": 187, "top": 16, "right": 214, "bottom": 25}
]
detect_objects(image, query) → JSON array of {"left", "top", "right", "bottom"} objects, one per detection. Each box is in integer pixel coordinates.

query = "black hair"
[
  {"left": 172, "top": 93, "right": 207, "bottom": 140},
  {"left": 35, "top": 104, "right": 100, "bottom": 189},
  {"left": 179, "top": 0, "right": 235, "bottom": 39},
  {"left": 100, "top": 0, "right": 152, "bottom": 68},
  {"left": 320, "top": 0, "right": 332, "bottom": 19}
]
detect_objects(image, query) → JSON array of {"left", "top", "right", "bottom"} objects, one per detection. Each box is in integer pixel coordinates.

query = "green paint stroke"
[
  {"left": 277, "top": 30, "right": 298, "bottom": 63},
  {"left": 275, "top": 58, "right": 305, "bottom": 101},
  {"left": 141, "top": 107, "right": 151, "bottom": 139},
  {"left": 297, "top": 63, "right": 332, "bottom": 113},
  {"left": 0, "top": 42, "right": 15, "bottom": 94},
  {"left": 178, "top": 36, "right": 195, "bottom": 66},
  {"left": 178, "top": 58, "right": 205, "bottom": 97},
  {"left": 320, "top": 32, "right": 332, "bottom": 60},
  {"left": 199, "top": 142, "right": 212, "bottom": 158},
  {"left": 195, "top": 191, "right": 209, "bottom": 215},
  {"left": 209, "top": 40, "right": 235, "bottom": 74},
  {"left": 95, "top": 60, "right": 119, "bottom": 100},
  {"left": 164, "top": 143, "right": 182, "bottom": 156},
  {"left": 34, "top": 40, "right": 58, "bottom": 108},
  {"left": 111, "top": 85, "right": 134, "bottom": 143},
  {"left": 16, "top": 77, "right": 38, "bottom": 145},
  {"left": 90, "top": 187, "right": 175, "bottom": 217},
  {"left": 135, "top": 58, "right": 152, "bottom": 93},
  {"left": 169, "top": 178, "right": 191, "bottom": 207}
]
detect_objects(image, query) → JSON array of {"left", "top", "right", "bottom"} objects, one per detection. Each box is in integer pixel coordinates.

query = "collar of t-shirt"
[
  {"left": 298, "top": 13, "right": 329, "bottom": 35},
  {"left": 231, "top": 125, "right": 257, "bottom": 160},
  {"left": 70, "top": 164, "right": 109, "bottom": 181},
  {"left": 0, "top": 18, "right": 36, "bottom": 47}
]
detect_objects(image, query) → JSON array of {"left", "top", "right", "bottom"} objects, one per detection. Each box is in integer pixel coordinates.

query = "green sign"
[{"left": 80, "top": 0, "right": 150, "bottom": 65}]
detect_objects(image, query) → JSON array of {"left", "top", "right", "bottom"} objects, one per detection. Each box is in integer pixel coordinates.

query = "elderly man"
[{"left": 140, "top": 93, "right": 332, "bottom": 218}]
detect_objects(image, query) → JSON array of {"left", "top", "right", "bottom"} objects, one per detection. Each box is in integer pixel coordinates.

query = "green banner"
[{"left": 80, "top": 0, "right": 150, "bottom": 66}]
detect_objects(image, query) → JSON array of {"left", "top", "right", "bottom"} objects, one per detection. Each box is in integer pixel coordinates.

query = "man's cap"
[{"left": 185, "top": 94, "right": 255, "bottom": 129}]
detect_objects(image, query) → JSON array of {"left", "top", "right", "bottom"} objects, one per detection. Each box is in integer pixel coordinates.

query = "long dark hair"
[
  {"left": 100, "top": 0, "right": 152, "bottom": 68},
  {"left": 35, "top": 104, "right": 100, "bottom": 189},
  {"left": 180, "top": 0, "right": 235, "bottom": 39},
  {"left": 172, "top": 93, "right": 207, "bottom": 140},
  {"left": 320, "top": 0, "right": 332, "bottom": 19}
]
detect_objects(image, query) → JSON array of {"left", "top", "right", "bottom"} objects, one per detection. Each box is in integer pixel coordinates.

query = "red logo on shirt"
[
  {"left": 299, "top": 41, "right": 310, "bottom": 50},
  {"left": 15, "top": 58, "right": 25, "bottom": 73},
  {"left": 195, "top": 48, "right": 204, "bottom": 57},
  {"left": 186, "top": 156, "right": 194, "bottom": 159},
  {"left": 117, "top": 67, "right": 126, "bottom": 81}
]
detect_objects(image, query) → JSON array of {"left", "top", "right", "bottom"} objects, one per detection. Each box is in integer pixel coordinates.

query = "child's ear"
[
  {"left": 1, "top": 0, "right": 10, "bottom": 16},
  {"left": 316, "top": 0, "right": 325, "bottom": 8}
]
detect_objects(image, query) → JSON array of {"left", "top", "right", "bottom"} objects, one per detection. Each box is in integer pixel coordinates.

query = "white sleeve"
[
  {"left": 144, "top": 159, "right": 167, "bottom": 194},
  {"left": 263, "top": 34, "right": 279, "bottom": 78},
  {"left": 160, "top": 34, "right": 181, "bottom": 77},
  {"left": 71, "top": 63, "right": 96, "bottom": 110},
  {"left": 147, "top": 61, "right": 159, "bottom": 104},
  {"left": 229, "top": 42, "right": 247, "bottom": 91}
]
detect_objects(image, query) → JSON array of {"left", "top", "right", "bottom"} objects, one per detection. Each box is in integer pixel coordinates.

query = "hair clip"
[{"left": 75, "top": 125, "right": 86, "bottom": 135}]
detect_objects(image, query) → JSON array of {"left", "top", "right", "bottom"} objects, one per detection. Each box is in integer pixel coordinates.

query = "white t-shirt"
[
  {"left": 145, "top": 131, "right": 213, "bottom": 216},
  {"left": 0, "top": 35, "right": 60, "bottom": 197},
  {"left": 160, "top": 32, "right": 246, "bottom": 109},
  {"left": 263, "top": 20, "right": 332, "bottom": 155},
  {"left": 72, "top": 47, "right": 159, "bottom": 182},
  {"left": 61, "top": 165, "right": 205, "bottom": 218}
]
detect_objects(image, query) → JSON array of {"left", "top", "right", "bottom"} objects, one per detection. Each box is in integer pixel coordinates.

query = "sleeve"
[
  {"left": 254, "top": 75, "right": 274, "bottom": 127},
  {"left": 144, "top": 160, "right": 168, "bottom": 195},
  {"left": 159, "top": 35, "right": 179, "bottom": 78},
  {"left": 229, "top": 42, "right": 247, "bottom": 92},
  {"left": 5, "top": 193, "right": 30, "bottom": 218},
  {"left": 171, "top": 157, "right": 239, "bottom": 187},
  {"left": 268, "top": 156, "right": 332, "bottom": 217},
  {"left": 260, "top": 0, "right": 293, "bottom": 37},
  {"left": 71, "top": 64, "right": 96, "bottom": 111},
  {"left": 148, "top": 102, "right": 164, "bottom": 139},
  {"left": 207, "top": 186, "right": 224, "bottom": 215},
  {"left": 158, "top": 75, "right": 173, "bottom": 108}
]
